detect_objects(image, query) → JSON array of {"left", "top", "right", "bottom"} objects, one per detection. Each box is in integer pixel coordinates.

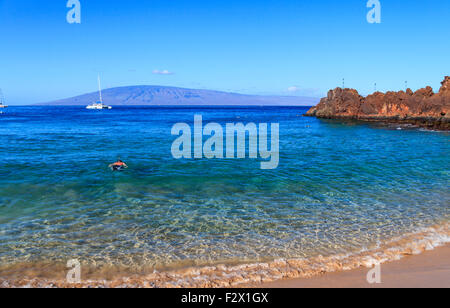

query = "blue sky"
[{"left": 0, "top": 0, "right": 449, "bottom": 104}]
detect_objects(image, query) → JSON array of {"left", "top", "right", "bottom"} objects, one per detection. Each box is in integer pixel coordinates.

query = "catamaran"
[
  {"left": 86, "top": 75, "right": 112, "bottom": 110},
  {"left": 0, "top": 89, "right": 8, "bottom": 108}
]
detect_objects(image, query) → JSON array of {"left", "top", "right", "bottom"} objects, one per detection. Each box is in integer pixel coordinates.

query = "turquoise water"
[{"left": 0, "top": 106, "right": 449, "bottom": 273}]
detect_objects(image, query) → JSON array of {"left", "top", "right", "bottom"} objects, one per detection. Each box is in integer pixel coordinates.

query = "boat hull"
[{"left": 86, "top": 105, "right": 112, "bottom": 110}]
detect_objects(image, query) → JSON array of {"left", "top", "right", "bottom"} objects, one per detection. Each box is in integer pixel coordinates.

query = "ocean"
[{"left": 0, "top": 106, "right": 449, "bottom": 286}]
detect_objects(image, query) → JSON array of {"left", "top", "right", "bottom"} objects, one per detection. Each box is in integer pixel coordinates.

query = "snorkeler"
[{"left": 109, "top": 159, "right": 128, "bottom": 171}]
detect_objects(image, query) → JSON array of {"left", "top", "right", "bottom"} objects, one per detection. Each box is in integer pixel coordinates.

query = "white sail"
[
  {"left": 98, "top": 74, "right": 103, "bottom": 103},
  {"left": 0, "top": 89, "right": 8, "bottom": 108},
  {"left": 86, "top": 75, "right": 112, "bottom": 110}
]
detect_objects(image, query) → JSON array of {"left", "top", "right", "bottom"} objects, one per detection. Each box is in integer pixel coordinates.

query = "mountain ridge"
[{"left": 38, "top": 86, "right": 318, "bottom": 106}]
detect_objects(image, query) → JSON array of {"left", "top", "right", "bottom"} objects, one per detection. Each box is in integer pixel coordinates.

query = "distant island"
[
  {"left": 305, "top": 76, "right": 450, "bottom": 130},
  {"left": 38, "top": 86, "right": 319, "bottom": 107}
]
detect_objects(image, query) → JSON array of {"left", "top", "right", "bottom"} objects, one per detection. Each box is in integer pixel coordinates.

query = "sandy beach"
[
  {"left": 2, "top": 244, "right": 449, "bottom": 288},
  {"left": 254, "top": 244, "right": 450, "bottom": 288},
  {"left": 1, "top": 225, "right": 448, "bottom": 288}
]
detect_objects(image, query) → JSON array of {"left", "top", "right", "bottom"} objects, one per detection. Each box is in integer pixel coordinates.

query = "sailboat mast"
[
  {"left": 98, "top": 75, "right": 103, "bottom": 103},
  {"left": 0, "top": 89, "right": 4, "bottom": 105}
]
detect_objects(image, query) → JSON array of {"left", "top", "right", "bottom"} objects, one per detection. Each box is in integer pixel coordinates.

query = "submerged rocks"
[{"left": 305, "top": 76, "right": 450, "bottom": 130}]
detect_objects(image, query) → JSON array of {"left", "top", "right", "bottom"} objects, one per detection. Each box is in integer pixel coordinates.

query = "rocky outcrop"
[
  {"left": 439, "top": 76, "right": 450, "bottom": 93},
  {"left": 306, "top": 77, "right": 450, "bottom": 130}
]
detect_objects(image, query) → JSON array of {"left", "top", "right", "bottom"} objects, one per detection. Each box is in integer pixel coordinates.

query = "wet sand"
[
  {"left": 1, "top": 226, "right": 449, "bottom": 288},
  {"left": 254, "top": 244, "right": 450, "bottom": 288}
]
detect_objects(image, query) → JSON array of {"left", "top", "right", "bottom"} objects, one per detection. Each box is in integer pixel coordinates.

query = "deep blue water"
[{"left": 0, "top": 106, "right": 449, "bottom": 271}]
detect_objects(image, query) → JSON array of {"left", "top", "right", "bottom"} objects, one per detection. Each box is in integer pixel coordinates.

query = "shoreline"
[
  {"left": 1, "top": 223, "right": 448, "bottom": 288},
  {"left": 253, "top": 244, "right": 450, "bottom": 288},
  {"left": 303, "top": 114, "right": 450, "bottom": 131}
]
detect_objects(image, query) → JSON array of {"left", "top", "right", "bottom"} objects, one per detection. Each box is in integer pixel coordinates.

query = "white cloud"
[
  {"left": 153, "top": 69, "right": 174, "bottom": 75},
  {"left": 287, "top": 86, "right": 300, "bottom": 92}
]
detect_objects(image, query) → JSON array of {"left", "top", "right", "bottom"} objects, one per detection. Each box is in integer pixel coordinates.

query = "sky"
[{"left": 0, "top": 0, "right": 449, "bottom": 105}]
